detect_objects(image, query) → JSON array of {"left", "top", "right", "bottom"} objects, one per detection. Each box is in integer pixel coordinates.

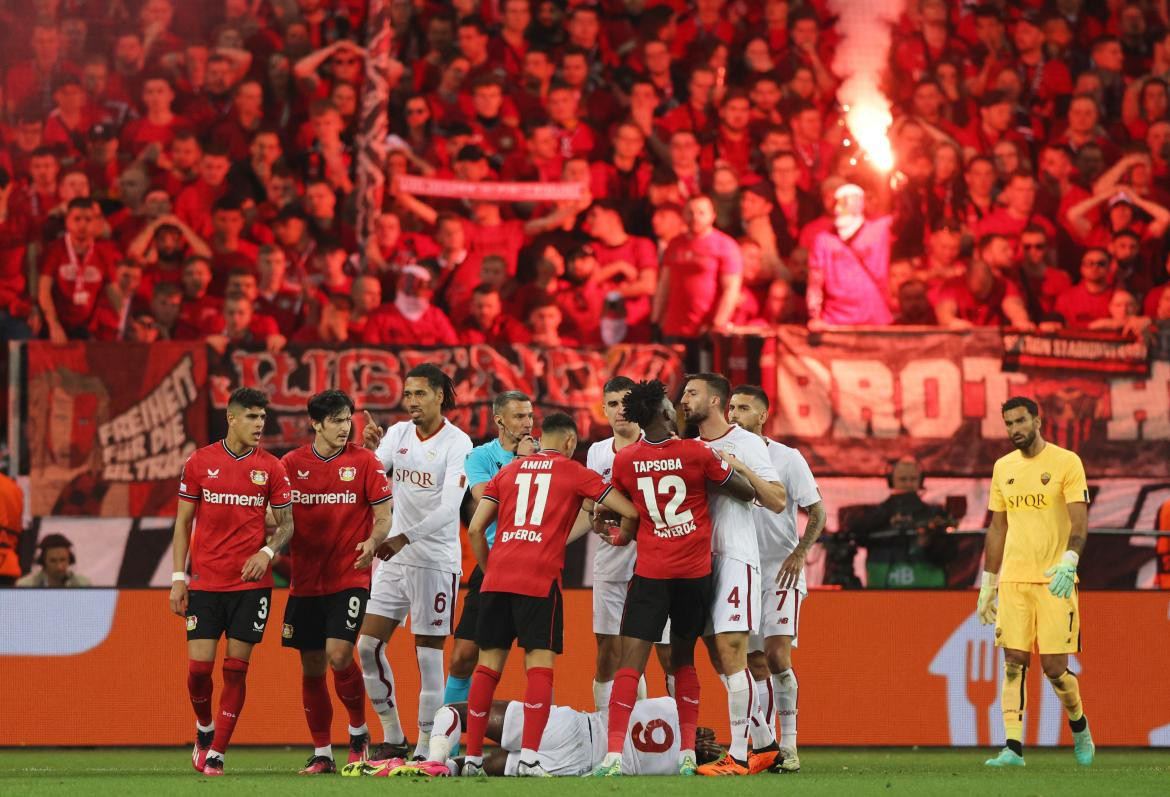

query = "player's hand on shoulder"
[
  {"left": 715, "top": 449, "right": 744, "bottom": 470},
  {"left": 361, "top": 411, "right": 384, "bottom": 451},
  {"left": 169, "top": 581, "right": 188, "bottom": 615}
]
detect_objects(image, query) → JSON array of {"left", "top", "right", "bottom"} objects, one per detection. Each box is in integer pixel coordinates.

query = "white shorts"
[
  {"left": 593, "top": 579, "right": 670, "bottom": 643},
  {"left": 704, "top": 555, "right": 761, "bottom": 636},
  {"left": 749, "top": 586, "right": 805, "bottom": 652},
  {"left": 367, "top": 560, "right": 457, "bottom": 636},
  {"left": 500, "top": 701, "right": 596, "bottom": 776}
]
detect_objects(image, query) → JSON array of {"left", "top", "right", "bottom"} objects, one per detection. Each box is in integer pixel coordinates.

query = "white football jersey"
[
  {"left": 619, "top": 697, "right": 682, "bottom": 775},
  {"left": 752, "top": 438, "right": 820, "bottom": 591},
  {"left": 589, "top": 437, "right": 638, "bottom": 582},
  {"left": 374, "top": 419, "right": 472, "bottom": 572},
  {"left": 702, "top": 424, "right": 779, "bottom": 569}
]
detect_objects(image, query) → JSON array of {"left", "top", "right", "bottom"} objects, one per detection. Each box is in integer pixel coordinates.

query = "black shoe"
[
  {"left": 369, "top": 741, "right": 412, "bottom": 760},
  {"left": 202, "top": 755, "right": 224, "bottom": 776},
  {"left": 348, "top": 731, "right": 370, "bottom": 764},
  {"left": 299, "top": 755, "right": 338, "bottom": 774}
]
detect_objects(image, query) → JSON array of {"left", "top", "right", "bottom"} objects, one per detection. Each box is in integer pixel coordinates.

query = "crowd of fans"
[{"left": 1, "top": 0, "right": 1170, "bottom": 352}]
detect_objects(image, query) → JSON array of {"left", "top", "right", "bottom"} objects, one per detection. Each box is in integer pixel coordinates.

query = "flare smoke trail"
[{"left": 828, "top": 0, "right": 905, "bottom": 172}]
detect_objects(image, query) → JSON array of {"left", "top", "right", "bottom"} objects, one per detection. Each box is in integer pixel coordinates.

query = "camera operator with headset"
[
  {"left": 849, "top": 457, "right": 956, "bottom": 588},
  {"left": 15, "top": 533, "right": 91, "bottom": 588}
]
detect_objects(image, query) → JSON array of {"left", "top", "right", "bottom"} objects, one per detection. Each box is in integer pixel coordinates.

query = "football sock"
[
  {"left": 755, "top": 677, "right": 775, "bottom": 730},
  {"left": 315, "top": 745, "right": 332, "bottom": 759},
  {"left": 332, "top": 660, "right": 367, "bottom": 730},
  {"left": 606, "top": 667, "right": 640, "bottom": 753},
  {"left": 665, "top": 673, "right": 676, "bottom": 698},
  {"left": 773, "top": 668, "right": 798, "bottom": 747},
  {"left": 210, "top": 657, "right": 248, "bottom": 754},
  {"left": 415, "top": 647, "right": 445, "bottom": 758},
  {"left": 443, "top": 674, "right": 472, "bottom": 704},
  {"left": 748, "top": 677, "right": 777, "bottom": 750},
  {"left": 1002, "top": 661, "right": 1026, "bottom": 755},
  {"left": 592, "top": 678, "right": 613, "bottom": 711},
  {"left": 187, "top": 659, "right": 214, "bottom": 727},
  {"left": 726, "top": 669, "right": 752, "bottom": 762},
  {"left": 673, "top": 665, "right": 701, "bottom": 752},
  {"left": 429, "top": 705, "right": 461, "bottom": 762},
  {"left": 522, "top": 667, "right": 554, "bottom": 753},
  {"left": 1047, "top": 669, "right": 1085, "bottom": 725},
  {"left": 357, "top": 635, "right": 405, "bottom": 744},
  {"left": 465, "top": 665, "right": 500, "bottom": 757},
  {"left": 636, "top": 674, "right": 648, "bottom": 701},
  {"left": 303, "top": 674, "right": 333, "bottom": 749}
]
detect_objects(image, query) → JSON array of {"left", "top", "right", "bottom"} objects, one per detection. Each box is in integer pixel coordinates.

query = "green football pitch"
[{"left": 4, "top": 748, "right": 1168, "bottom": 796}]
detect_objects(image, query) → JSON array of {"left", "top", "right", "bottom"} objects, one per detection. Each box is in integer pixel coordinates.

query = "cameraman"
[{"left": 850, "top": 457, "right": 955, "bottom": 588}]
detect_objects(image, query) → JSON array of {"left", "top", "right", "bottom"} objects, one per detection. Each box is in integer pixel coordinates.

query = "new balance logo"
[
  {"left": 431, "top": 619, "right": 444, "bottom": 626},
  {"left": 1007, "top": 478, "right": 1015, "bottom": 485},
  {"left": 398, "top": 448, "right": 409, "bottom": 455},
  {"left": 524, "top": 702, "right": 544, "bottom": 710},
  {"left": 729, "top": 614, "right": 741, "bottom": 622},
  {"left": 207, "top": 469, "right": 220, "bottom": 479}
]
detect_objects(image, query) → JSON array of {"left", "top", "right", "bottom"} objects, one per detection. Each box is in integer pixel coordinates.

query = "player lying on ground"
[{"left": 424, "top": 698, "right": 725, "bottom": 776}]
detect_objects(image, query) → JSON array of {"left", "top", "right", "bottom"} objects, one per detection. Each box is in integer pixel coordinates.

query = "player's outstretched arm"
[
  {"left": 355, "top": 499, "right": 393, "bottom": 569},
  {"left": 361, "top": 410, "right": 384, "bottom": 452},
  {"left": 715, "top": 467, "right": 757, "bottom": 504},
  {"left": 169, "top": 500, "right": 196, "bottom": 616},
  {"left": 467, "top": 499, "right": 499, "bottom": 573}
]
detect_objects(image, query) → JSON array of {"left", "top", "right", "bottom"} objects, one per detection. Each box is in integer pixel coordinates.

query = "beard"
[{"left": 1011, "top": 431, "right": 1037, "bottom": 450}]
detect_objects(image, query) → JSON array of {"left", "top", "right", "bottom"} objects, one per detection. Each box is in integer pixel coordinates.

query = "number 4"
[{"left": 727, "top": 586, "right": 740, "bottom": 608}]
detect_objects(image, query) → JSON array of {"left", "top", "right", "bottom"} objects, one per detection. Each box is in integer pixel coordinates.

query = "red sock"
[
  {"left": 332, "top": 660, "right": 367, "bottom": 729},
  {"left": 464, "top": 665, "right": 500, "bottom": 757},
  {"left": 187, "top": 660, "right": 214, "bottom": 727},
  {"left": 210, "top": 657, "right": 249, "bottom": 753},
  {"left": 674, "top": 665, "right": 700, "bottom": 752},
  {"left": 521, "top": 667, "right": 554, "bottom": 752},
  {"left": 303, "top": 674, "right": 333, "bottom": 748},
  {"left": 606, "top": 667, "right": 640, "bottom": 753}
]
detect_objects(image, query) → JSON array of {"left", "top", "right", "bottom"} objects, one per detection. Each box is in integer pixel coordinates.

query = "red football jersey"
[
  {"left": 481, "top": 451, "right": 610, "bottom": 597},
  {"left": 282, "top": 442, "right": 392, "bottom": 596},
  {"left": 611, "top": 438, "right": 732, "bottom": 580},
  {"left": 178, "top": 441, "right": 293, "bottom": 592}
]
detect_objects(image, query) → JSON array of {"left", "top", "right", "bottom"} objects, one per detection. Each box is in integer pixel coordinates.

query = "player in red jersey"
[
  {"left": 459, "top": 412, "right": 639, "bottom": 777},
  {"left": 169, "top": 388, "right": 294, "bottom": 777},
  {"left": 280, "top": 390, "right": 393, "bottom": 774},
  {"left": 590, "top": 380, "right": 756, "bottom": 778}
]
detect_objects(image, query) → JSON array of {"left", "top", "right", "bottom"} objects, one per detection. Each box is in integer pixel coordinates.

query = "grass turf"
[{"left": 3, "top": 748, "right": 1167, "bottom": 796}]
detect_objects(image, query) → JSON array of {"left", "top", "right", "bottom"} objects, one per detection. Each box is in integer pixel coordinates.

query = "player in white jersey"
[
  {"left": 357, "top": 364, "right": 473, "bottom": 761},
  {"left": 728, "top": 385, "right": 825, "bottom": 774},
  {"left": 678, "top": 373, "right": 788, "bottom": 776},
  {"left": 587, "top": 376, "right": 673, "bottom": 711},
  {"left": 426, "top": 697, "right": 724, "bottom": 776}
]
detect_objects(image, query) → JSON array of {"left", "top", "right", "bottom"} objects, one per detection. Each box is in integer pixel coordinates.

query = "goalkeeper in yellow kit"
[{"left": 977, "top": 396, "right": 1094, "bottom": 768}]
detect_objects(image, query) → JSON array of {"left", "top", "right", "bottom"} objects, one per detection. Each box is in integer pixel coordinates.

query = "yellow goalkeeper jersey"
[{"left": 988, "top": 442, "right": 1089, "bottom": 583}]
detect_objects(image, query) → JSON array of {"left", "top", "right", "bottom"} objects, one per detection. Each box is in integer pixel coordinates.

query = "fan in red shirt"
[
  {"left": 280, "top": 390, "right": 392, "bottom": 774},
  {"left": 591, "top": 379, "right": 756, "bottom": 777},
  {"left": 460, "top": 412, "right": 638, "bottom": 777},
  {"left": 37, "top": 198, "right": 118, "bottom": 343},
  {"left": 169, "top": 388, "right": 294, "bottom": 777}
]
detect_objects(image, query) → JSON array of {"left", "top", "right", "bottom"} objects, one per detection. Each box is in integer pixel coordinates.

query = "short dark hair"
[
  {"left": 603, "top": 376, "right": 637, "bottom": 394},
  {"left": 493, "top": 390, "right": 531, "bottom": 415},
  {"left": 307, "top": 389, "right": 355, "bottom": 423},
  {"left": 405, "top": 363, "right": 457, "bottom": 411},
  {"left": 622, "top": 380, "right": 667, "bottom": 428},
  {"left": 540, "top": 411, "right": 577, "bottom": 436},
  {"left": 66, "top": 196, "right": 97, "bottom": 212},
  {"left": 1001, "top": 396, "right": 1039, "bottom": 418},
  {"left": 731, "top": 384, "right": 769, "bottom": 410},
  {"left": 228, "top": 387, "right": 268, "bottom": 411},
  {"left": 686, "top": 372, "right": 731, "bottom": 409}
]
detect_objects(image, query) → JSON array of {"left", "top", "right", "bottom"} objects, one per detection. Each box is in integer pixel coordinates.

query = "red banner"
[
  {"left": 26, "top": 342, "right": 209, "bottom": 517},
  {"left": 394, "top": 175, "right": 586, "bottom": 202}
]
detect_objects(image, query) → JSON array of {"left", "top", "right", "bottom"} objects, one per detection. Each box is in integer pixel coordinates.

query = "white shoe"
[
  {"left": 517, "top": 760, "right": 552, "bottom": 777},
  {"left": 775, "top": 747, "right": 800, "bottom": 773},
  {"left": 460, "top": 759, "right": 484, "bottom": 777}
]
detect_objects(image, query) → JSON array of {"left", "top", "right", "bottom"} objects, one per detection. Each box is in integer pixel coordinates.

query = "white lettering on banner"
[
  {"left": 774, "top": 354, "right": 833, "bottom": 437},
  {"left": 394, "top": 175, "right": 585, "bottom": 202},
  {"left": 1107, "top": 361, "right": 1170, "bottom": 441},
  {"left": 900, "top": 359, "right": 962, "bottom": 439},
  {"left": 499, "top": 529, "right": 543, "bottom": 543},
  {"left": 633, "top": 458, "right": 682, "bottom": 473},
  {"left": 201, "top": 489, "right": 266, "bottom": 507},
  {"left": 291, "top": 490, "right": 357, "bottom": 505},
  {"left": 830, "top": 360, "right": 899, "bottom": 438}
]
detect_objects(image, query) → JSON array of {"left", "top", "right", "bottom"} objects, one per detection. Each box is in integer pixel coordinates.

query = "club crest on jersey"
[
  {"left": 1041, "top": 472, "right": 1051, "bottom": 485},
  {"left": 186, "top": 615, "right": 197, "bottom": 631},
  {"left": 297, "top": 469, "right": 310, "bottom": 479},
  {"left": 338, "top": 466, "right": 357, "bottom": 481},
  {"left": 250, "top": 470, "right": 268, "bottom": 485},
  {"left": 282, "top": 623, "right": 294, "bottom": 639},
  {"left": 206, "top": 468, "right": 220, "bottom": 479}
]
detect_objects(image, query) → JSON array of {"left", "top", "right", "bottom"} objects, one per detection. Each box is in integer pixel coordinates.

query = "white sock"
[
  {"left": 315, "top": 745, "right": 332, "bottom": 759},
  {"left": 748, "top": 677, "right": 777, "bottom": 750},
  {"left": 415, "top": 646, "right": 445, "bottom": 758},
  {"left": 666, "top": 674, "right": 676, "bottom": 697},
  {"left": 196, "top": 721, "right": 215, "bottom": 733},
  {"left": 520, "top": 747, "right": 539, "bottom": 763},
  {"left": 465, "top": 754, "right": 483, "bottom": 766},
  {"left": 592, "top": 679, "right": 613, "bottom": 712},
  {"left": 208, "top": 749, "right": 224, "bottom": 760},
  {"left": 636, "top": 674, "right": 648, "bottom": 702},
  {"left": 348, "top": 723, "right": 368, "bottom": 736},
  {"left": 726, "top": 669, "right": 752, "bottom": 762},
  {"left": 357, "top": 635, "right": 405, "bottom": 744},
  {"left": 601, "top": 751, "right": 621, "bottom": 766},
  {"left": 773, "top": 669, "right": 798, "bottom": 748},
  {"left": 429, "top": 705, "right": 461, "bottom": 763},
  {"left": 679, "top": 748, "right": 694, "bottom": 762}
]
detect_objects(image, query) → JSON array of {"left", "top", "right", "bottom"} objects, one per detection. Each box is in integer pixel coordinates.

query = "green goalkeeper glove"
[
  {"left": 976, "top": 571, "right": 997, "bottom": 625},
  {"left": 1044, "top": 550, "right": 1079, "bottom": 599}
]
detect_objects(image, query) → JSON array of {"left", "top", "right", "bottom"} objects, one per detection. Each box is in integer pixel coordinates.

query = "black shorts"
[
  {"left": 620, "top": 574, "right": 713, "bottom": 643},
  {"left": 186, "top": 588, "right": 273, "bottom": 644},
  {"left": 476, "top": 583, "right": 563, "bottom": 653},
  {"left": 281, "top": 587, "right": 369, "bottom": 650},
  {"left": 454, "top": 566, "right": 484, "bottom": 641}
]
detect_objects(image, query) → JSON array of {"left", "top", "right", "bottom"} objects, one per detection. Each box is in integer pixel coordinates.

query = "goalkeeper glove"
[
  {"left": 976, "top": 571, "right": 997, "bottom": 625},
  {"left": 1044, "top": 550, "right": 1079, "bottom": 599}
]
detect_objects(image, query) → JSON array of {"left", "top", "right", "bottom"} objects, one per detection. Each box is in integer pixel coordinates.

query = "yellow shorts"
[{"left": 995, "top": 581, "right": 1081, "bottom": 654}]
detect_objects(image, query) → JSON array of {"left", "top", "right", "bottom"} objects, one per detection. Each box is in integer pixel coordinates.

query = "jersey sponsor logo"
[
  {"left": 282, "top": 623, "right": 294, "bottom": 639},
  {"left": 652, "top": 520, "right": 697, "bottom": 539},
  {"left": 1041, "top": 472, "right": 1051, "bottom": 485},
  {"left": 250, "top": 469, "right": 268, "bottom": 486},
  {"left": 1006, "top": 493, "right": 1049, "bottom": 509},
  {"left": 206, "top": 468, "right": 220, "bottom": 479},
  {"left": 394, "top": 468, "right": 435, "bottom": 487},
  {"left": 633, "top": 458, "right": 682, "bottom": 473},
  {"left": 339, "top": 466, "right": 357, "bottom": 481},
  {"left": 499, "top": 529, "right": 543, "bottom": 543},
  {"left": 297, "top": 469, "right": 310, "bottom": 479},
  {"left": 291, "top": 490, "right": 358, "bottom": 505},
  {"left": 201, "top": 488, "right": 266, "bottom": 506},
  {"left": 186, "top": 615, "right": 197, "bottom": 631}
]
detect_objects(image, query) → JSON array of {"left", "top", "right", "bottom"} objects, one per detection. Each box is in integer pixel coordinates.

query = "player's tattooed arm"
[
  {"left": 242, "top": 504, "right": 294, "bottom": 581},
  {"left": 776, "top": 498, "right": 826, "bottom": 589}
]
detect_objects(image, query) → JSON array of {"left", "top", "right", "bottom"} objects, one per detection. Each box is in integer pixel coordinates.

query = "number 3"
[{"left": 257, "top": 596, "right": 269, "bottom": 619}]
